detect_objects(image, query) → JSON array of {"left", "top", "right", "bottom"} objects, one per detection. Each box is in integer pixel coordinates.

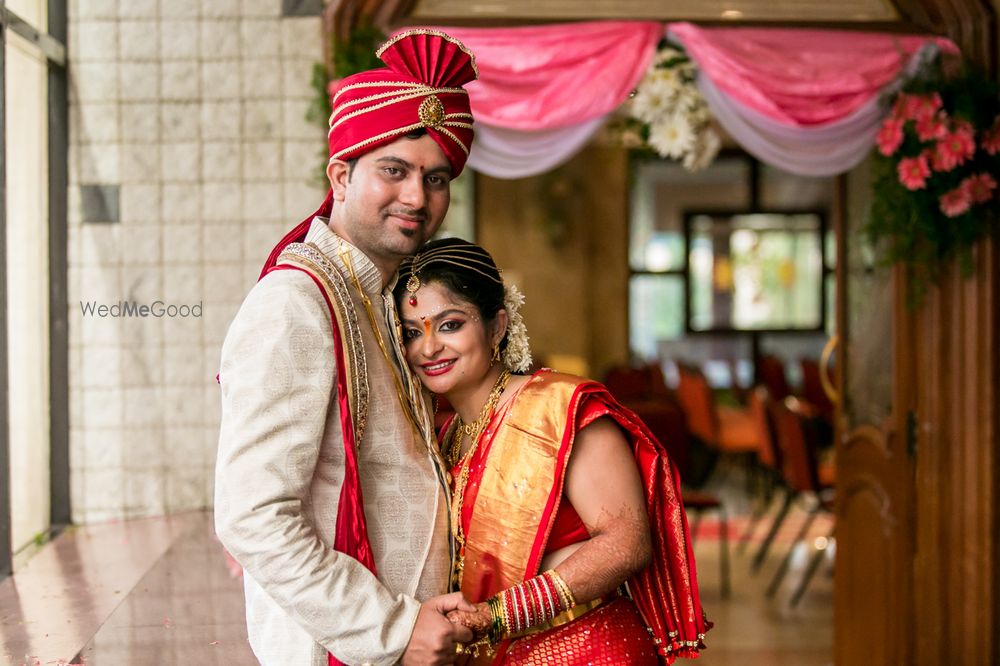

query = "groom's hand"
[{"left": 402, "top": 592, "right": 475, "bottom": 665}]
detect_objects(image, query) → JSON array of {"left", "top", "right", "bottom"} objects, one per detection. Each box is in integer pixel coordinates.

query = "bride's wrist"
[{"left": 486, "top": 569, "right": 575, "bottom": 643}]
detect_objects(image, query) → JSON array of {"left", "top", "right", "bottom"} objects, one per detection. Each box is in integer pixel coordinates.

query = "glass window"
[
  {"left": 629, "top": 275, "right": 684, "bottom": 360},
  {"left": 688, "top": 212, "right": 825, "bottom": 331},
  {"left": 629, "top": 158, "right": 749, "bottom": 272},
  {"left": 628, "top": 155, "right": 837, "bottom": 392}
]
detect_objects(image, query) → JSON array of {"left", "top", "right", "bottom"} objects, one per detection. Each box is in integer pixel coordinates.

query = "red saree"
[{"left": 449, "top": 369, "right": 710, "bottom": 664}]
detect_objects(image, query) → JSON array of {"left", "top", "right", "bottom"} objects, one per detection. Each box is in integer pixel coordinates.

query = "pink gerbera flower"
[
  {"left": 983, "top": 117, "right": 1000, "bottom": 155},
  {"left": 915, "top": 112, "right": 948, "bottom": 141},
  {"left": 933, "top": 123, "right": 976, "bottom": 171},
  {"left": 961, "top": 173, "right": 997, "bottom": 204},
  {"left": 900, "top": 93, "right": 943, "bottom": 121},
  {"left": 984, "top": 131, "right": 1000, "bottom": 155},
  {"left": 897, "top": 155, "right": 931, "bottom": 190},
  {"left": 876, "top": 117, "right": 904, "bottom": 156},
  {"left": 939, "top": 186, "right": 972, "bottom": 217}
]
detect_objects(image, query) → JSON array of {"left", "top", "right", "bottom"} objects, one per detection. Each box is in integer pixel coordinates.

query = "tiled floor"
[
  {"left": 691, "top": 509, "right": 834, "bottom": 666},
  {"left": 0, "top": 512, "right": 253, "bottom": 665},
  {"left": 0, "top": 503, "right": 832, "bottom": 665}
]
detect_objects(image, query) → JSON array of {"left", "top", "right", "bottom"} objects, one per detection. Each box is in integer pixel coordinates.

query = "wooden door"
[{"left": 832, "top": 165, "right": 916, "bottom": 665}]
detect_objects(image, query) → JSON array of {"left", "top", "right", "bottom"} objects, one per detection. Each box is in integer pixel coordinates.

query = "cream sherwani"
[{"left": 215, "top": 219, "right": 451, "bottom": 666}]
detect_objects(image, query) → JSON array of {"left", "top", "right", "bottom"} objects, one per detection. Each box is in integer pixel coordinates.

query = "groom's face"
[{"left": 328, "top": 134, "right": 452, "bottom": 268}]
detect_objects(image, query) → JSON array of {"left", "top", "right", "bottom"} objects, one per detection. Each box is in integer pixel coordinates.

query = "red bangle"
[
  {"left": 529, "top": 577, "right": 545, "bottom": 623},
  {"left": 505, "top": 586, "right": 521, "bottom": 632},
  {"left": 540, "top": 571, "right": 560, "bottom": 617}
]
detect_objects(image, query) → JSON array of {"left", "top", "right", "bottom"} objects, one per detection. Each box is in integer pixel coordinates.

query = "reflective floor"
[
  {"left": 691, "top": 506, "right": 834, "bottom": 666},
  {"left": 0, "top": 502, "right": 831, "bottom": 665},
  {"left": 0, "top": 512, "right": 253, "bottom": 665}
]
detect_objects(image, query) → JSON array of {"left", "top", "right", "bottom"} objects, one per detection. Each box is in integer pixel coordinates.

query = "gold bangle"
[
  {"left": 499, "top": 589, "right": 512, "bottom": 637},
  {"left": 548, "top": 569, "right": 576, "bottom": 608}
]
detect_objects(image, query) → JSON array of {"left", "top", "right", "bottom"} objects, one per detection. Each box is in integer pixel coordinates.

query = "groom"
[{"left": 215, "top": 31, "right": 478, "bottom": 665}]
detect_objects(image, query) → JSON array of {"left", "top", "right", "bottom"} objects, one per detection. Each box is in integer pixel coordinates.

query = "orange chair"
[
  {"left": 683, "top": 488, "right": 731, "bottom": 599},
  {"left": 675, "top": 364, "right": 758, "bottom": 481},
  {"left": 740, "top": 387, "right": 785, "bottom": 553},
  {"left": 756, "top": 354, "right": 791, "bottom": 400},
  {"left": 637, "top": 398, "right": 731, "bottom": 599},
  {"left": 764, "top": 397, "right": 835, "bottom": 605},
  {"left": 800, "top": 357, "right": 835, "bottom": 424},
  {"left": 603, "top": 366, "right": 652, "bottom": 403}
]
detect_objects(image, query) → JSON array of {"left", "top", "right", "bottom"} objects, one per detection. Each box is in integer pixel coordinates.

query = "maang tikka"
[{"left": 406, "top": 273, "right": 421, "bottom": 306}]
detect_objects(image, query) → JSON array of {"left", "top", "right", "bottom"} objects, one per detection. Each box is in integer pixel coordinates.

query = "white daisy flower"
[
  {"left": 648, "top": 113, "right": 695, "bottom": 159},
  {"left": 630, "top": 70, "right": 681, "bottom": 123}
]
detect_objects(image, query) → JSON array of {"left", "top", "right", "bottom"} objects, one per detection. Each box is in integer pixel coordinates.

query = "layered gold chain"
[
  {"left": 448, "top": 369, "right": 511, "bottom": 588},
  {"left": 337, "top": 246, "right": 425, "bottom": 443}
]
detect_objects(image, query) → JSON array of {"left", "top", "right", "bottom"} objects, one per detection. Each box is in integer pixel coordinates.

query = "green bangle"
[{"left": 487, "top": 594, "right": 504, "bottom": 644}]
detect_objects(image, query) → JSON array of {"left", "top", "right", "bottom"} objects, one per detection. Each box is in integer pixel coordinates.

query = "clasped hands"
[{"left": 401, "top": 592, "right": 491, "bottom": 665}]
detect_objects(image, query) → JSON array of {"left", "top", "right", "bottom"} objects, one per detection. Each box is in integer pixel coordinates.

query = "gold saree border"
[{"left": 461, "top": 371, "right": 586, "bottom": 604}]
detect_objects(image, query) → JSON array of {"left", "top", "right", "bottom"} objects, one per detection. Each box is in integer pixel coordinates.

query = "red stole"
[{"left": 263, "top": 259, "right": 375, "bottom": 666}]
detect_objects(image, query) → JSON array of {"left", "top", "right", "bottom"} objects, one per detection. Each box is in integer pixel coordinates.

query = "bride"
[{"left": 394, "top": 237, "right": 710, "bottom": 664}]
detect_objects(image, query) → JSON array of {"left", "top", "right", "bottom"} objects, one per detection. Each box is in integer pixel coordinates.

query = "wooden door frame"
[
  {"left": 901, "top": 242, "right": 999, "bottom": 664},
  {"left": 0, "top": 0, "right": 70, "bottom": 576},
  {"left": 889, "top": 2, "right": 998, "bottom": 663},
  {"left": 0, "top": 0, "right": 11, "bottom": 578}
]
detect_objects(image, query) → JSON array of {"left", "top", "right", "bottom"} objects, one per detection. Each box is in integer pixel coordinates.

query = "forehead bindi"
[{"left": 403, "top": 294, "right": 476, "bottom": 322}]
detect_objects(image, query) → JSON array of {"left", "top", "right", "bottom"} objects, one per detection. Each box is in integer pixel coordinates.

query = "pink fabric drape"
[
  {"left": 388, "top": 22, "right": 960, "bottom": 179},
  {"left": 667, "top": 22, "right": 958, "bottom": 127},
  {"left": 424, "top": 21, "right": 662, "bottom": 130},
  {"left": 666, "top": 23, "right": 959, "bottom": 175}
]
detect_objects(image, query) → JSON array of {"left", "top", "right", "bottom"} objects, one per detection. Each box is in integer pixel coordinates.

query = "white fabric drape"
[
  {"left": 696, "top": 74, "right": 883, "bottom": 177},
  {"left": 467, "top": 117, "right": 609, "bottom": 179}
]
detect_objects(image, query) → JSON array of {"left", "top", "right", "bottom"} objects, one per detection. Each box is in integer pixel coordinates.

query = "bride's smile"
[{"left": 401, "top": 281, "right": 507, "bottom": 410}]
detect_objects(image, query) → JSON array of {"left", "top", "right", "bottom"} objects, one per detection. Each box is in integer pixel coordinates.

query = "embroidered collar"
[{"left": 306, "top": 217, "right": 383, "bottom": 298}]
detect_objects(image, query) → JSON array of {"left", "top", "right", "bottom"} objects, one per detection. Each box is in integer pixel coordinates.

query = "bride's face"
[{"left": 400, "top": 281, "right": 505, "bottom": 397}]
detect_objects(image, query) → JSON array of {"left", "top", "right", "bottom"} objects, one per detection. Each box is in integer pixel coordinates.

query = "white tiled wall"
[{"left": 68, "top": 0, "right": 326, "bottom": 522}]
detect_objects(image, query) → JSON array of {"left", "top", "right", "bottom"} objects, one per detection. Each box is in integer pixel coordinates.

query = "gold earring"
[{"left": 491, "top": 343, "right": 501, "bottom": 364}]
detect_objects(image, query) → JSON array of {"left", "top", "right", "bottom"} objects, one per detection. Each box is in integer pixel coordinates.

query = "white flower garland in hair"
[{"left": 502, "top": 283, "right": 532, "bottom": 373}]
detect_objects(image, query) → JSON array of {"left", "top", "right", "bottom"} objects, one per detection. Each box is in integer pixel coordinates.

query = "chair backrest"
[
  {"left": 756, "top": 354, "right": 791, "bottom": 400},
  {"left": 603, "top": 365, "right": 651, "bottom": 403},
  {"left": 748, "top": 386, "right": 781, "bottom": 471},
  {"left": 800, "top": 357, "right": 834, "bottom": 421},
  {"left": 771, "top": 398, "right": 821, "bottom": 493},
  {"left": 631, "top": 400, "right": 691, "bottom": 481},
  {"left": 676, "top": 364, "right": 717, "bottom": 444},
  {"left": 644, "top": 362, "right": 673, "bottom": 401}
]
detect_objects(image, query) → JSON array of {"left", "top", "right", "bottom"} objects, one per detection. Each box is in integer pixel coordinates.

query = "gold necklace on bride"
[{"left": 448, "top": 368, "right": 511, "bottom": 589}]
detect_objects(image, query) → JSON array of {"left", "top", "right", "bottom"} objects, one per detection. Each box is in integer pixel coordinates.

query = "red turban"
[
  {"left": 328, "top": 29, "right": 478, "bottom": 177},
  {"left": 260, "top": 29, "right": 478, "bottom": 278}
]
